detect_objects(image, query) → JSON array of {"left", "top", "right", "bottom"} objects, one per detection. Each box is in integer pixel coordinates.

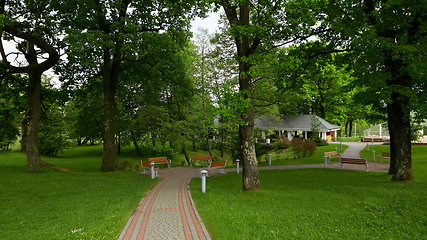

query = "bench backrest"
[
  {"left": 324, "top": 151, "right": 337, "bottom": 157},
  {"left": 382, "top": 152, "right": 391, "bottom": 158},
  {"left": 141, "top": 160, "right": 151, "bottom": 168},
  {"left": 192, "top": 156, "right": 212, "bottom": 162},
  {"left": 149, "top": 157, "right": 168, "bottom": 163},
  {"left": 210, "top": 160, "right": 226, "bottom": 168},
  {"left": 341, "top": 158, "right": 367, "bottom": 164}
]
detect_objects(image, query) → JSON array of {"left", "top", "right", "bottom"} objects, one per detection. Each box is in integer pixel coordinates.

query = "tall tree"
[
  {"left": 193, "top": 29, "right": 216, "bottom": 156},
  {"left": 324, "top": 0, "right": 427, "bottom": 181},
  {"left": 57, "top": 0, "right": 209, "bottom": 171},
  {"left": 217, "top": 0, "right": 326, "bottom": 190},
  {"left": 275, "top": 42, "right": 356, "bottom": 124},
  {"left": 1, "top": 0, "right": 60, "bottom": 171}
]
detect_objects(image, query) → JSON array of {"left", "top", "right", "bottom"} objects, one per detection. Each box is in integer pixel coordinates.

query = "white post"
[
  {"left": 372, "top": 150, "right": 376, "bottom": 162},
  {"left": 150, "top": 162, "right": 155, "bottom": 179},
  {"left": 268, "top": 154, "right": 271, "bottom": 166},
  {"left": 354, "top": 121, "right": 357, "bottom": 138},
  {"left": 367, "top": 143, "right": 369, "bottom": 151},
  {"left": 371, "top": 138, "right": 374, "bottom": 144},
  {"left": 340, "top": 142, "right": 342, "bottom": 150},
  {"left": 379, "top": 124, "right": 382, "bottom": 137},
  {"left": 236, "top": 159, "right": 240, "bottom": 174},
  {"left": 324, "top": 156, "right": 328, "bottom": 168},
  {"left": 335, "top": 147, "right": 337, "bottom": 153},
  {"left": 201, "top": 170, "right": 207, "bottom": 193}
]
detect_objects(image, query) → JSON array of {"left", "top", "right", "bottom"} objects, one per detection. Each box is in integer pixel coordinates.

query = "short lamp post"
[
  {"left": 372, "top": 150, "right": 376, "bottom": 162},
  {"left": 150, "top": 162, "right": 155, "bottom": 179},
  {"left": 324, "top": 156, "right": 328, "bottom": 169},
  {"left": 236, "top": 159, "right": 240, "bottom": 174},
  {"left": 201, "top": 170, "right": 208, "bottom": 193},
  {"left": 268, "top": 154, "right": 271, "bottom": 166}
]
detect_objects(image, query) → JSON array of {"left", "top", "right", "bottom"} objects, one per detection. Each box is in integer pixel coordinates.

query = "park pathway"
[
  {"left": 327, "top": 142, "right": 390, "bottom": 172},
  {"left": 118, "top": 142, "right": 388, "bottom": 240}
]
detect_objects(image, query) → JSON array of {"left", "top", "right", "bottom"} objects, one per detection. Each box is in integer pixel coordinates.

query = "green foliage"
[
  {"left": 275, "top": 42, "right": 357, "bottom": 124},
  {"left": 311, "top": 136, "right": 329, "bottom": 146},
  {"left": 0, "top": 72, "right": 27, "bottom": 150},
  {"left": 66, "top": 78, "right": 104, "bottom": 145},
  {"left": 0, "top": 99, "right": 20, "bottom": 150},
  {"left": 38, "top": 105, "right": 72, "bottom": 157}
]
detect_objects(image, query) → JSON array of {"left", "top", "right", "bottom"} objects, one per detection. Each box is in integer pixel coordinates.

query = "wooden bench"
[
  {"left": 378, "top": 152, "right": 390, "bottom": 163},
  {"left": 340, "top": 158, "right": 369, "bottom": 172},
  {"left": 148, "top": 157, "right": 171, "bottom": 168},
  {"left": 324, "top": 151, "right": 339, "bottom": 163},
  {"left": 190, "top": 156, "right": 212, "bottom": 167},
  {"left": 204, "top": 160, "right": 227, "bottom": 174},
  {"left": 141, "top": 160, "right": 159, "bottom": 176}
]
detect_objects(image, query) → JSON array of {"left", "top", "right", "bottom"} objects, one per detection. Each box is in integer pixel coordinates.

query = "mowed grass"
[
  {"left": 257, "top": 144, "right": 348, "bottom": 166},
  {"left": 0, "top": 147, "right": 160, "bottom": 240},
  {"left": 190, "top": 145, "right": 427, "bottom": 240}
]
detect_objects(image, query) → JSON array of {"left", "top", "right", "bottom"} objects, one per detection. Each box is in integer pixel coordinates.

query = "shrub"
[
  {"left": 291, "top": 139, "right": 317, "bottom": 158},
  {"left": 304, "top": 140, "right": 317, "bottom": 157},
  {"left": 311, "top": 137, "right": 329, "bottom": 146},
  {"left": 117, "top": 160, "right": 133, "bottom": 171},
  {"left": 153, "top": 142, "right": 177, "bottom": 159}
]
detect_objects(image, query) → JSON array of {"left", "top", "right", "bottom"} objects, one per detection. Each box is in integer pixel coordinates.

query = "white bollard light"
[
  {"left": 201, "top": 170, "right": 208, "bottom": 193},
  {"left": 268, "top": 154, "right": 271, "bottom": 166},
  {"left": 371, "top": 138, "right": 374, "bottom": 144},
  {"left": 324, "top": 156, "right": 328, "bottom": 169},
  {"left": 340, "top": 142, "right": 342, "bottom": 150},
  {"left": 367, "top": 143, "right": 369, "bottom": 151},
  {"left": 236, "top": 159, "right": 240, "bottom": 174},
  {"left": 150, "top": 162, "right": 155, "bottom": 179},
  {"left": 372, "top": 150, "right": 375, "bottom": 162},
  {"left": 335, "top": 147, "right": 337, "bottom": 152}
]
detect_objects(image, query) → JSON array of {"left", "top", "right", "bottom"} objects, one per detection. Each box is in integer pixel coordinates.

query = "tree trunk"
[
  {"left": 132, "top": 135, "right": 142, "bottom": 157},
  {"left": 387, "top": 103, "right": 397, "bottom": 175},
  {"left": 176, "top": 99, "right": 190, "bottom": 165},
  {"left": 203, "top": 97, "right": 213, "bottom": 156},
  {"left": 344, "top": 120, "right": 349, "bottom": 137},
  {"left": 221, "top": 0, "right": 261, "bottom": 191},
  {"left": 117, "top": 132, "right": 121, "bottom": 154},
  {"left": 220, "top": 116, "right": 227, "bottom": 159},
  {"left": 24, "top": 71, "right": 43, "bottom": 172},
  {"left": 151, "top": 134, "right": 156, "bottom": 156},
  {"left": 100, "top": 49, "right": 118, "bottom": 172},
  {"left": 349, "top": 120, "right": 353, "bottom": 137},
  {"left": 389, "top": 92, "right": 413, "bottom": 181},
  {"left": 182, "top": 143, "right": 190, "bottom": 166}
]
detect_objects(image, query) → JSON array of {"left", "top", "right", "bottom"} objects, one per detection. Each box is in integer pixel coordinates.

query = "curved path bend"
[{"left": 119, "top": 142, "right": 389, "bottom": 240}]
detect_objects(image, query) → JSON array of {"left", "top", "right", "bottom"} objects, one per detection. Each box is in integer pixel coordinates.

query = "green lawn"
[
  {"left": 257, "top": 144, "right": 348, "bottom": 166},
  {"left": 0, "top": 147, "right": 160, "bottom": 240},
  {"left": 336, "top": 137, "right": 363, "bottom": 142},
  {"left": 190, "top": 145, "right": 427, "bottom": 240}
]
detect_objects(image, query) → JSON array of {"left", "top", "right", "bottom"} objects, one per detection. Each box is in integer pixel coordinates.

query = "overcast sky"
[{"left": 190, "top": 11, "right": 220, "bottom": 36}]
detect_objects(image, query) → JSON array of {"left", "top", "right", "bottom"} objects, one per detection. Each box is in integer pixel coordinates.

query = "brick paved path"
[
  {"left": 118, "top": 167, "right": 214, "bottom": 240},
  {"left": 119, "top": 142, "right": 389, "bottom": 240}
]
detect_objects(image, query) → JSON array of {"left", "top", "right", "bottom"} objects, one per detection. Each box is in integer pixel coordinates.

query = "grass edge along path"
[
  {"left": 0, "top": 149, "right": 160, "bottom": 240},
  {"left": 191, "top": 146, "right": 427, "bottom": 240}
]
